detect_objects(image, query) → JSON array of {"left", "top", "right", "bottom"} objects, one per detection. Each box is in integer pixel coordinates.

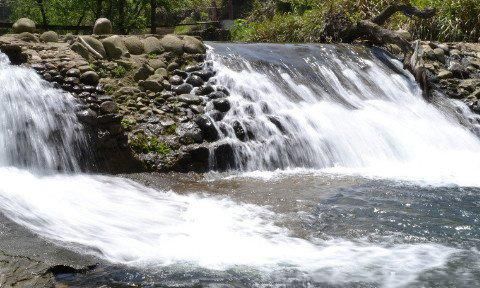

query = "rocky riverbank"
[
  {"left": 0, "top": 18, "right": 235, "bottom": 174},
  {"left": 416, "top": 41, "right": 480, "bottom": 107}
]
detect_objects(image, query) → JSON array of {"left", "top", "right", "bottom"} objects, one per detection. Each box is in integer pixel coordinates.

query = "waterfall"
[
  {"left": 0, "top": 47, "right": 473, "bottom": 287},
  {"left": 0, "top": 53, "right": 87, "bottom": 172},
  {"left": 207, "top": 43, "right": 480, "bottom": 185}
]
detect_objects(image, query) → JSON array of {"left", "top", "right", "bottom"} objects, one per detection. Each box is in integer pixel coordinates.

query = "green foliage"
[
  {"left": 111, "top": 66, "right": 127, "bottom": 78},
  {"left": 130, "top": 133, "right": 172, "bottom": 155},
  {"left": 162, "top": 124, "right": 177, "bottom": 135},
  {"left": 232, "top": 0, "right": 480, "bottom": 43},
  {"left": 146, "top": 52, "right": 158, "bottom": 59},
  {"left": 121, "top": 117, "right": 136, "bottom": 130}
]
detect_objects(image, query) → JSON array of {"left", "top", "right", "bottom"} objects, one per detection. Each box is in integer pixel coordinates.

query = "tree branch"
[{"left": 371, "top": 4, "right": 436, "bottom": 26}]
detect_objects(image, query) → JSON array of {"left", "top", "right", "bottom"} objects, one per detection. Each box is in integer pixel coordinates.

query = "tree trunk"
[
  {"left": 150, "top": 0, "right": 157, "bottom": 34},
  {"left": 36, "top": 0, "right": 48, "bottom": 29},
  {"left": 118, "top": 0, "right": 126, "bottom": 34},
  {"left": 95, "top": 0, "right": 104, "bottom": 18}
]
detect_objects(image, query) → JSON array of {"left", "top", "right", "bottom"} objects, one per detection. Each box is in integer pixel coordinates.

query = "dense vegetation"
[
  {"left": 231, "top": 0, "right": 480, "bottom": 43},
  {"left": 9, "top": 0, "right": 221, "bottom": 33}
]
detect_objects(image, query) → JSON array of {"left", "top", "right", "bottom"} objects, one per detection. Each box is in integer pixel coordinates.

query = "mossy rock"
[
  {"left": 40, "top": 31, "right": 59, "bottom": 43},
  {"left": 123, "top": 36, "right": 144, "bottom": 55}
]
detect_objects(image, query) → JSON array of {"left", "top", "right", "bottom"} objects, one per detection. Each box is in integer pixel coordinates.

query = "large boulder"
[
  {"left": 159, "top": 34, "right": 184, "bottom": 54},
  {"left": 80, "top": 36, "right": 107, "bottom": 58},
  {"left": 102, "top": 35, "right": 129, "bottom": 59},
  {"left": 142, "top": 37, "right": 164, "bottom": 54},
  {"left": 123, "top": 36, "right": 144, "bottom": 55},
  {"left": 16, "top": 32, "right": 38, "bottom": 42},
  {"left": 183, "top": 36, "right": 206, "bottom": 54},
  {"left": 12, "top": 18, "right": 35, "bottom": 33},
  {"left": 40, "top": 31, "right": 59, "bottom": 43},
  {"left": 93, "top": 18, "right": 112, "bottom": 35}
]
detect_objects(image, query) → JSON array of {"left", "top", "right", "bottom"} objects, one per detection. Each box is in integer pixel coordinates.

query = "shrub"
[
  {"left": 111, "top": 66, "right": 127, "bottom": 78},
  {"left": 231, "top": 0, "right": 480, "bottom": 43},
  {"left": 130, "top": 133, "right": 172, "bottom": 155}
]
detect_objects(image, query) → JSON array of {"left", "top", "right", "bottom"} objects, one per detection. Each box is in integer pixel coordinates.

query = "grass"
[
  {"left": 111, "top": 66, "right": 127, "bottom": 78},
  {"left": 121, "top": 117, "right": 136, "bottom": 130},
  {"left": 162, "top": 124, "right": 177, "bottom": 135},
  {"left": 130, "top": 133, "right": 172, "bottom": 156}
]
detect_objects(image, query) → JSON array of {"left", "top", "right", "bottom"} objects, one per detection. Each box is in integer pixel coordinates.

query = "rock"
[
  {"left": 459, "top": 79, "right": 480, "bottom": 92},
  {"left": 471, "top": 88, "right": 480, "bottom": 99},
  {"left": 100, "top": 101, "right": 117, "bottom": 113},
  {"left": 209, "top": 110, "right": 224, "bottom": 121},
  {"left": 183, "top": 36, "right": 207, "bottom": 54},
  {"left": 433, "top": 48, "right": 445, "bottom": 63},
  {"left": 185, "top": 75, "right": 204, "bottom": 87},
  {"left": 448, "top": 61, "right": 467, "bottom": 77},
  {"left": 142, "top": 36, "right": 164, "bottom": 54},
  {"left": 71, "top": 42, "right": 91, "bottom": 60},
  {"left": 12, "top": 18, "right": 35, "bottom": 33},
  {"left": 216, "top": 86, "right": 230, "bottom": 96},
  {"left": 177, "top": 122, "right": 203, "bottom": 144},
  {"left": 177, "top": 94, "right": 202, "bottom": 104},
  {"left": 213, "top": 143, "right": 235, "bottom": 170},
  {"left": 123, "top": 36, "right": 144, "bottom": 55},
  {"left": 196, "top": 85, "right": 215, "bottom": 95},
  {"left": 16, "top": 32, "right": 38, "bottom": 42},
  {"left": 213, "top": 98, "right": 231, "bottom": 112},
  {"left": 167, "top": 62, "right": 180, "bottom": 71},
  {"left": 64, "top": 77, "right": 80, "bottom": 85},
  {"left": 76, "top": 108, "right": 97, "bottom": 125},
  {"left": 93, "top": 18, "right": 112, "bottom": 35},
  {"left": 173, "top": 69, "right": 188, "bottom": 78},
  {"left": 159, "top": 34, "right": 184, "bottom": 54},
  {"left": 140, "top": 76, "right": 164, "bottom": 92},
  {"left": 66, "top": 68, "right": 81, "bottom": 77},
  {"left": 155, "top": 68, "right": 168, "bottom": 78},
  {"left": 102, "top": 35, "right": 129, "bottom": 59},
  {"left": 134, "top": 64, "right": 154, "bottom": 81},
  {"left": 195, "top": 115, "right": 219, "bottom": 142},
  {"left": 80, "top": 36, "right": 107, "bottom": 58},
  {"left": 450, "top": 49, "right": 461, "bottom": 59},
  {"left": 80, "top": 71, "right": 100, "bottom": 86},
  {"left": 437, "top": 69, "right": 453, "bottom": 79},
  {"left": 233, "top": 121, "right": 246, "bottom": 141},
  {"left": 173, "top": 83, "right": 193, "bottom": 94},
  {"left": 192, "top": 70, "right": 215, "bottom": 81},
  {"left": 169, "top": 75, "right": 184, "bottom": 85},
  {"left": 40, "top": 31, "right": 59, "bottom": 43},
  {"left": 148, "top": 59, "right": 166, "bottom": 70},
  {"left": 185, "top": 64, "right": 203, "bottom": 72},
  {"left": 208, "top": 91, "right": 227, "bottom": 99}
]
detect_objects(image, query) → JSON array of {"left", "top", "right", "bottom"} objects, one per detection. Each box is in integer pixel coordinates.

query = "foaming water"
[
  {"left": 207, "top": 43, "right": 480, "bottom": 186},
  {"left": 0, "top": 47, "right": 475, "bottom": 287},
  {"left": 0, "top": 166, "right": 457, "bottom": 287},
  {"left": 0, "top": 54, "right": 86, "bottom": 171}
]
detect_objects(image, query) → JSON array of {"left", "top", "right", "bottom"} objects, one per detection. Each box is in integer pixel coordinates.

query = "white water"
[
  {"left": 0, "top": 167, "right": 456, "bottom": 287},
  {"left": 0, "top": 54, "right": 86, "bottom": 172},
  {"left": 0, "top": 47, "right": 474, "bottom": 287},
  {"left": 208, "top": 43, "right": 480, "bottom": 186}
]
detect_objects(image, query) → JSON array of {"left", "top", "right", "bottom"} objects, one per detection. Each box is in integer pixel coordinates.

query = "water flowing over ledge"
[
  {"left": 207, "top": 43, "right": 480, "bottom": 186},
  {"left": 0, "top": 44, "right": 478, "bottom": 287}
]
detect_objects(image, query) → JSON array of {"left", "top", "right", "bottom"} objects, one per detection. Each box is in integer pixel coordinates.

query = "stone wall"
[{"left": 0, "top": 29, "right": 232, "bottom": 174}]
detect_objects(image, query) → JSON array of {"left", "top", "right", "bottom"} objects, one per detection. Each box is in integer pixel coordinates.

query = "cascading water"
[
  {"left": 207, "top": 43, "right": 480, "bottom": 185},
  {"left": 0, "top": 46, "right": 478, "bottom": 287},
  {"left": 0, "top": 53, "right": 87, "bottom": 172}
]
